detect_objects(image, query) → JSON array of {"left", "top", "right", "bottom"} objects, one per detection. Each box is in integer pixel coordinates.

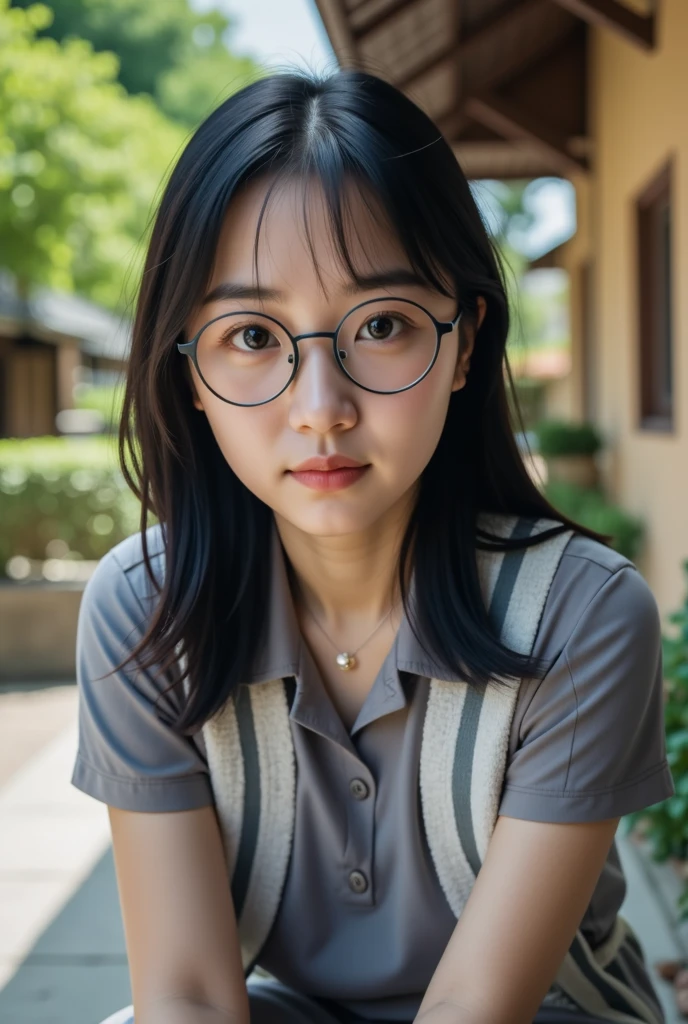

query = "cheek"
[
  {"left": 199, "top": 400, "right": 281, "bottom": 499},
  {"left": 368, "top": 387, "right": 450, "bottom": 482},
  {"left": 364, "top": 358, "right": 455, "bottom": 480}
]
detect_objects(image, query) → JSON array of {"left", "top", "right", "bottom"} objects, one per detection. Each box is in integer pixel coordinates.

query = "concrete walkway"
[{"left": 0, "top": 681, "right": 686, "bottom": 1024}]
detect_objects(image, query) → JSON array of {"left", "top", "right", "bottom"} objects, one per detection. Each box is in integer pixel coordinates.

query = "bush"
[
  {"left": 544, "top": 480, "right": 644, "bottom": 561},
  {"left": 0, "top": 437, "right": 140, "bottom": 576},
  {"left": 510, "top": 378, "right": 547, "bottom": 431},
  {"left": 534, "top": 419, "right": 603, "bottom": 457},
  {"left": 624, "top": 559, "right": 688, "bottom": 920},
  {"left": 74, "top": 382, "right": 125, "bottom": 433}
]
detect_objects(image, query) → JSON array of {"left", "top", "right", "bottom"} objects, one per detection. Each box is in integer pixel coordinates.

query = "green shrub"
[
  {"left": 534, "top": 419, "right": 603, "bottom": 457},
  {"left": 544, "top": 480, "right": 644, "bottom": 561},
  {"left": 74, "top": 382, "right": 126, "bottom": 433},
  {"left": 0, "top": 437, "right": 140, "bottom": 575},
  {"left": 624, "top": 559, "right": 688, "bottom": 920},
  {"left": 509, "top": 378, "right": 547, "bottom": 431}
]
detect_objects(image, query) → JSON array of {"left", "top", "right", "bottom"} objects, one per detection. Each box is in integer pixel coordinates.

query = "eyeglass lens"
[{"left": 194, "top": 299, "right": 439, "bottom": 404}]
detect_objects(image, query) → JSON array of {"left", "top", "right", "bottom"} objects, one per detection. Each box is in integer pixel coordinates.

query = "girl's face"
[{"left": 186, "top": 177, "right": 485, "bottom": 538}]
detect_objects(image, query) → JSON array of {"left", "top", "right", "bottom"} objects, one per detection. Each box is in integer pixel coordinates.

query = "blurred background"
[{"left": 1, "top": 1, "right": 687, "bottom": 1021}]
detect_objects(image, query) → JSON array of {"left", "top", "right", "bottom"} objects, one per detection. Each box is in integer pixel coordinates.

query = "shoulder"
[
  {"left": 537, "top": 528, "right": 659, "bottom": 662},
  {"left": 80, "top": 524, "right": 166, "bottom": 626},
  {"left": 557, "top": 531, "right": 654, "bottom": 621},
  {"left": 558, "top": 529, "right": 634, "bottom": 577}
]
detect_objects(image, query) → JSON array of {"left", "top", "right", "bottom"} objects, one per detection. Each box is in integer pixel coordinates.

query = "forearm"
[
  {"left": 415, "top": 1000, "right": 497, "bottom": 1024},
  {"left": 139, "top": 994, "right": 248, "bottom": 1024}
]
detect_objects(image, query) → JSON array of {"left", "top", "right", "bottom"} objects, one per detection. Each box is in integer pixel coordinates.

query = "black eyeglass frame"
[{"left": 177, "top": 295, "right": 463, "bottom": 408}]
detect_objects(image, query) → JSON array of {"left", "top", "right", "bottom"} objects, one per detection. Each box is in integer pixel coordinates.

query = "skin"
[
  {"left": 185, "top": 175, "right": 483, "bottom": 726},
  {"left": 110, "top": 175, "right": 621, "bottom": 1024}
]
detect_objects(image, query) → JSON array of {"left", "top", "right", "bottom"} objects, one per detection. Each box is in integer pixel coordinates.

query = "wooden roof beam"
[
  {"left": 350, "top": 0, "right": 422, "bottom": 41},
  {"left": 464, "top": 93, "right": 588, "bottom": 176},
  {"left": 395, "top": 0, "right": 546, "bottom": 91},
  {"left": 548, "top": 0, "right": 655, "bottom": 49},
  {"left": 312, "top": 0, "right": 359, "bottom": 60}
]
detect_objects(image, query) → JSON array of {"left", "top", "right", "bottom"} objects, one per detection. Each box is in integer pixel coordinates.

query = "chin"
[{"left": 282, "top": 503, "right": 389, "bottom": 538}]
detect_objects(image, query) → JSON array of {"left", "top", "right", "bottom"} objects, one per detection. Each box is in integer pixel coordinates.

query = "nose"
[{"left": 287, "top": 335, "right": 358, "bottom": 435}]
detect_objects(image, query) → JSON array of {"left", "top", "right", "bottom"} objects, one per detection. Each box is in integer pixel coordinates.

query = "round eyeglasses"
[{"left": 177, "top": 296, "right": 462, "bottom": 408}]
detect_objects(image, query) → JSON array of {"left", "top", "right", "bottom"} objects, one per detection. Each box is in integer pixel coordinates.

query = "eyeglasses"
[{"left": 177, "top": 296, "right": 462, "bottom": 407}]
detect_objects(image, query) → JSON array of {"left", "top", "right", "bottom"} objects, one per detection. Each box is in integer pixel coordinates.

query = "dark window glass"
[{"left": 637, "top": 162, "right": 674, "bottom": 431}]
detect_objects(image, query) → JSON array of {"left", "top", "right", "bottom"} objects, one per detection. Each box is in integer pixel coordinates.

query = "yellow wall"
[{"left": 586, "top": 0, "right": 688, "bottom": 615}]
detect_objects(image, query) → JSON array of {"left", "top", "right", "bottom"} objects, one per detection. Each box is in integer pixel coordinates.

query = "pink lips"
[{"left": 287, "top": 455, "right": 370, "bottom": 491}]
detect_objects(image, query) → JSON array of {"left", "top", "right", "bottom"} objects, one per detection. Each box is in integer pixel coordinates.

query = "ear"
[
  {"left": 187, "top": 363, "right": 206, "bottom": 412},
  {"left": 451, "top": 296, "right": 486, "bottom": 393}
]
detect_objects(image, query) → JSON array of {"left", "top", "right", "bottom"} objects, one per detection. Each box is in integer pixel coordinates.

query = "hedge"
[
  {"left": 534, "top": 419, "right": 603, "bottom": 457},
  {"left": 544, "top": 480, "right": 644, "bottom": 561},
  {"left": 0, "top": 437, "right": 140, "bottom": 576}
]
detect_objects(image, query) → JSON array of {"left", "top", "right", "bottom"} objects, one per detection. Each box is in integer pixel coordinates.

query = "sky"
[
  {"left": 194, "top": 0, "right": 334, "bottom": 72},
  {"left": 192, "top": 0, "right": 575, "bottom": 260}
]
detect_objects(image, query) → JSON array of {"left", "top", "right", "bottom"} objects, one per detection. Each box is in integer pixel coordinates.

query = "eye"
[
  {"left": 358, "top": 313, "right": 406, "bottom": 342},
  {"left": 219, "top": 322, "right": 280, "bottom": 352}
]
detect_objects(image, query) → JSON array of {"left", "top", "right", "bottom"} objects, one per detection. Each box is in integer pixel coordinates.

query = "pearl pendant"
[{"left": 336, "top": 652, "right": 356, "bottom": 671}]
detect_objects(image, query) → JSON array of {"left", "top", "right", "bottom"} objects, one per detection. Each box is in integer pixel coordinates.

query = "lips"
[
  {"left": 287, "top": 455, "right": 370, "bottom": 492},
  {"left": 290, "top": 454, "right": 365, "bottom": 473}
]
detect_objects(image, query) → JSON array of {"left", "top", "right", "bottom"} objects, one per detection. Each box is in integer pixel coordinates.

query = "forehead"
[{"left": 210, "top": 174, "right": 413, "bottom": 298}]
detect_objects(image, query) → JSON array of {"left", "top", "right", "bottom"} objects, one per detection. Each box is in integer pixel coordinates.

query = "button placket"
[
  {"left": 340, "top": 753, "right": 375, "bottom": 904},
  {"left": 348, "top": 869, "right": 369, "bottom": 894},
  {"left": 349, "top": 777, "right": 369, "bottom": 800}
]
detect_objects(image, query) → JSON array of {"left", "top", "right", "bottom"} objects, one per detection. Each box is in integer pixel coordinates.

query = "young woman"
[{"left": 72, "top": 69, "right": 674, "bottom": 1024}]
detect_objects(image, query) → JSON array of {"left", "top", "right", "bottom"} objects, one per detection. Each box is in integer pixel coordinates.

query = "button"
[
  {"left": 349, "top": 778, "right": 369, "bottom": 801},
  {"left": 348, "top": 870, "right": 368, "bottom": 894}
]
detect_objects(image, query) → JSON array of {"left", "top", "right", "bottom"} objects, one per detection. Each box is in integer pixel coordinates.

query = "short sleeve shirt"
[{"left": 71, "top": 524, "right": 675, "bottom": 1022}]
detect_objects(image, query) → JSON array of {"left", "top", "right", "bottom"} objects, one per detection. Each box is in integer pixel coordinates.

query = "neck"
[{"left": 274, "top": 489, "right": 415, "bottom": 629}]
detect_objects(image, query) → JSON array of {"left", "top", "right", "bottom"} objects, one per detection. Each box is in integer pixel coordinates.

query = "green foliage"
[
  {"left": 10, "top": 0, "right": 261, "bottom": 127},
  {"left": 74, "top": 381, "right": 125, "bottom": 432},
  {"left": 624, "top": 559, "right": 688, "bottom": 920},
  {"left": 0, "top": 436, "right": 140, "bottom": 573},
  {"left": 510, "top": 378, "right": 546, "bottom": 431},
  {"left": 0, "top": 0, "right": 186, "bottom": 309},
  {"left": 544, "top": 481, "right": 644, "bottom": 561},
  {"left": 534, "top": 419, "right": 603, "bottom": 456}
]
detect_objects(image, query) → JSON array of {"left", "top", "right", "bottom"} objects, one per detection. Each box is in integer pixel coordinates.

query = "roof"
[
  {"left": 0, "top": 271, "right": 131, "bottom": 362},
  {"left": 313, "top": 0, "right": 657, "bottom": 179}
]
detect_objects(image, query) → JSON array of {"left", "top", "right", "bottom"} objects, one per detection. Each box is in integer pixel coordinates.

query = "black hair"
[{"left": 120, "top": 67, "right": 604, "bottom": 733}]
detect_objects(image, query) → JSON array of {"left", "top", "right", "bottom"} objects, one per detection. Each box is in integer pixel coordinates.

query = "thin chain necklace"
[{"left": 304, "top": 601, "right": 398, "bottom": 671}]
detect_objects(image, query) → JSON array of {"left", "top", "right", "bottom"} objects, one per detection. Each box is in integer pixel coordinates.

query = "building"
[
  {"left": 313, "top": 0, "right": 687, "bottom": 616},
  {"left": 0, "top": 271, "right": 130, "bottom": 438}
]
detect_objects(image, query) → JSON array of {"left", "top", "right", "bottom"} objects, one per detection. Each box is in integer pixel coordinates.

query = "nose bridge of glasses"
[{"left": 291, "top": 329, "right": 339, "bottom": 345}]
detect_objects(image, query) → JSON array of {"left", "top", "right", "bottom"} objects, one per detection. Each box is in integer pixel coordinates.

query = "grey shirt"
[{"left": 71, "top": 525, "right": 674, "bottom": 1022}]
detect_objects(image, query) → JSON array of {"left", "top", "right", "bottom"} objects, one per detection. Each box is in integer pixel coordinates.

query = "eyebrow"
[{"left": 201, "top": 268, "right": 430, "bottom": 305}]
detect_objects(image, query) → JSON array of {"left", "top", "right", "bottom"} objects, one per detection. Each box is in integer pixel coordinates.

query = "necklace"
[{"left": 304, "top": 602, "right": 397, "bottom": 671}]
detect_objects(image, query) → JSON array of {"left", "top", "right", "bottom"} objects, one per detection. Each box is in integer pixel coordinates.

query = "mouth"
[{"left": 287, "top": 455, "right": 370, "bottom": 492}]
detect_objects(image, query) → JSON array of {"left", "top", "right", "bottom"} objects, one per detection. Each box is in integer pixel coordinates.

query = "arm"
[
  {"left": 108, "top": 803, "right": 250, "bottom": 1024},
  {"left": 414, "top": 813, "right": 620, "bottom": 1024}
]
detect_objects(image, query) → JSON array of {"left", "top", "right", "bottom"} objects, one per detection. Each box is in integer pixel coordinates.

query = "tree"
[
  {"left": 10, "top": 0, "right": 261, "bottom": 127},
  {"left": 0, "top": 0, "right": 186, "bottom": 308}
]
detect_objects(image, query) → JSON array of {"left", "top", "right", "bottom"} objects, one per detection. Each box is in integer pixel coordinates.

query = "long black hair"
[{"left": 120, "top": 67, "right": 603, "bottom": 734}]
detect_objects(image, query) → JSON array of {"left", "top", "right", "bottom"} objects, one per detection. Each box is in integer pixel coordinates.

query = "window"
[
  {"left": 580, "top": 259, "right": 596, "bottom": 421},
  {"left": 637, "top": 161, "right": 674, "bottom": 431}
]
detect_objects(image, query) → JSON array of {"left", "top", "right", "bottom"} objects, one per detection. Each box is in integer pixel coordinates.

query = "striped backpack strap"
[
  {"left": 202, "top": 677, "right": 296, "bottom": 975},
  {"left": 420, "top": 513, "right": 573, "bottom": 913},
  {"left": 419, "top": 515, "right": 664, "bottom": 1024}
]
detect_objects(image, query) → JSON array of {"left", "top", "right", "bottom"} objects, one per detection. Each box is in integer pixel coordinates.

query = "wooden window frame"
[{"left": 636, "top": 160, "right": 674, "bottom": 432}]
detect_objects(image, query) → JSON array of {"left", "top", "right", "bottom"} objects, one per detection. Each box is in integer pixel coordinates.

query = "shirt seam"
[
  {"left": 560, "top": 548, "right": 634, "bottom": 574},
  {"left": 563, "top": 647, "right": 579, "bottom": 791},
  {"left": 513, "top": 562, "right": 636, "bottom": 734},
  {"left": 110, "top": 548, "right": 159, "bottom": 628},
  {"left": 74, "top": 752, "right": 208, "bottom": 787},
  {"left": 502, "top": 760, "right": 670, "bottom": 797}
]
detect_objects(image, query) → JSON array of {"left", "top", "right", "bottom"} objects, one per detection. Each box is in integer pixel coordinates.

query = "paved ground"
[{"left": 0, "top": 681, "right": 686, "bottom": 1024}]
